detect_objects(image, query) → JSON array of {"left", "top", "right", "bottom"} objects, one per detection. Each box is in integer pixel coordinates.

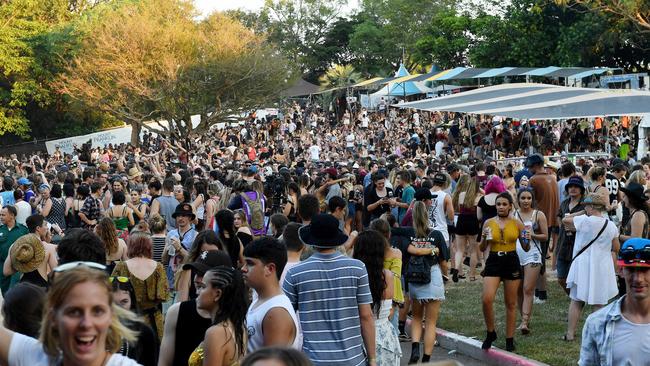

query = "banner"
[{"left": 45, "top": 126, "right": 132, "bottom": 155}]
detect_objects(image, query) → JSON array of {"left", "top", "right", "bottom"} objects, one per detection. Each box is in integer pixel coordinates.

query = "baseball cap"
[
  {"left": 414, "top": 188, "right": 433, "bottom": 201},
  {"left": 182, "top": 250, "right": 233, "bottom": 275},
  {"left": 618, "top": 238, "right": 650, "bottom": 268},
  {"left": 433, "top": 173, "right": 447, "bottom": 185},
  {"left": 17, "top": 177, "right": 31, "bottom": 186}
]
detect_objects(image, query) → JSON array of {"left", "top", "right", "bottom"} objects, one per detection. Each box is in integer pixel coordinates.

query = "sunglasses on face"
[
  {"left": 619, "top": 245, "right": 650, "bottom": 264},
  {"left": 109, "top": 276, "right": 130, "bottom": 283}
]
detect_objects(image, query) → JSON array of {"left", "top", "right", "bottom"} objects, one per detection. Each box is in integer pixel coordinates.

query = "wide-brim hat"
[
  {"left": 565, "top": 176, "right": 585, "bottom": 193},
  {"left": 620, "top": 182, "right": 648, "bottom": 202},
  {"left": 583, "top": 193, "right": 608, "bottom": 208},
  {"left": 127, "top": 167, "right": 143, "bottom": 179},
  {"left": 10, "top": 234, "right": 45, "bottom": 273},
  {"left": 298, "top": 214, "right": 348, "bottom": 248},
  {"left": 172, "top": 203, "right": 196, "bottom": 220}
]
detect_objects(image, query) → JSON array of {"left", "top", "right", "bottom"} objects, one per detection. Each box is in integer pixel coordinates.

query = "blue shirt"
[
  {"left": 282, "top": 252, "right": 372, "bottom": 366},
  {"left": 0, "top": 191, "right": 15, "bottom": 207},
  {"left": 399, "top": 185, "right": 415, "bottom": 223}
]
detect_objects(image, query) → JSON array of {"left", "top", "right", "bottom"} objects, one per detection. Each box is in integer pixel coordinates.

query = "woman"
[
  {"left": 586, "top": 166, "right": 613, "bottom": 211},
  {"left": 128, "top": 187, "right": 148, "bottom": 227},
  {"left": 451, "top": 175, "right": 482, "bottom": 281},
  {"left": 110, "top": 276, "right": 158, "bottom": 366},
  {"left": 205, "top": 182, "right": 222, "bottom": 231},
  {"left": 45, "top": 184, "right": 67, "bottom": 231},
  {"left": 189, "top": 266, "right": 248, "bottom": 366},
  {"left": 556, "top": 176, "right": 586, "bottom": 294},
  {"left": 283, "top": 182, "right": 301, "bottom": 222},
  {"left": 619, "top": 182, "right": 649, "bottom": 241},
  {"left": 192, "top": 180, "right": 208, "bottom": 231},
  {"left": 96, "top": 217, "right": 128, "bottom": 273},
  {"left": 112, "top": 232, "right": 169, "bottom": 342},
  {"left": 503, "top": 165, "right": 517, "bottom": 199},
  {"left": 216, "top": 209, "right": 245, "bottom": 268},
  {"left": 479, "top": 192, "right": 527, "bottom": 351},
  {"left": 66, "top": 184, "right": 88, "bottom": 229},
  {"left": 149, "top": 214, "right": 168, "bottom": 264},
  {"left": 406, "top": 201, "right": 448, "bottom": 364},
  {"left": 4, "top": 232, "right": 58, "bottom": 288},
  {"left": 477, "top": 176, "right": 506, "bottom": 266},
  {"left": 234, "top": 209, "right": 254, "bottom": 247},
  {"left": 365, "top": 173, "right": 395, "bottom": 223},
  {"left": 513, "top": 188, "right": 548, "bottom": 335},
  {"left": 0, "top": 264, "right": 139, "bottom": 365},
  {"left": 269, "top": 213, "right": 289, "bottom": 238},
  {"left": 175, "top": 230, "right": 224, "bottom": 302},
  {"left": 107, "top": 191, "right": 135, "bottom": 240},
  {"left": 353, "top": 230, "right": 401, "bottom": 365},
  {"left": 562, "top": 193, "right": 619, "bottom": 341}
]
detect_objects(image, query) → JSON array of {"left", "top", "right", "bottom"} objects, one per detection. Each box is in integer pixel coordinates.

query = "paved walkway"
[{"left": 399, "top": 342, "right": 483, "bottom": 366}]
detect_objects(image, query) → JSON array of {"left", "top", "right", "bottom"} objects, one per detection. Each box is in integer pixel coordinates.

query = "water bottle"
[{"left": 167, "top": 241, "right": 176, "bottom": 257}]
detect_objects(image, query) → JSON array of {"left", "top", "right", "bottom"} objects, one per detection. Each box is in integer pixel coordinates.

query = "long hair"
[
  {"left": 452, "top": 175, "right": 479, "bottom": 211},
  {"left": 485, "top": 176, "right": 506, "bottom": 195},
  {"left": 40, "top": 267, "right": 137, "bottom": 357},
  {"left": 184, "top": 230, "right": 223, "bottom": 264},
  {"left": 126, "top": 232, "right": 153, "bottom": 259},
  {"left": 517, "top": 188, "right": 537, "bottom": 209},
  {"left": 215, "top": 209, "right": 242, "bottom": 266},
  {"left": 234, "top": 209, "right": 250, "bottom": 229},
  {"left": 412, "top": 201, "right": 431, "bottom": 238},
  {"left": 96, "top": 217, "right": 119, "bottom": 255},
  {"left": 352, "top": 230, "right": 387, "bottom": 316},
  {"left": 205, "top": 266, "right": 249, "bottom": 359}
]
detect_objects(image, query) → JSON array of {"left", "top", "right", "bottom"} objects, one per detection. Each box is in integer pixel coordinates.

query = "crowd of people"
[{"left": 0, "top": 103, "right": 647, "bottom": 366}]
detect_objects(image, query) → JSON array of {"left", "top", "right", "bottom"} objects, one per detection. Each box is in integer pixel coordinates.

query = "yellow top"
[
  {"left": 383, "top": 257, "right": 404, "bottom": 304},
  {"left": 486, "top": 218, "right": 520, "bottom": 252},
  {"left": 188, "top": 344, "right": 240, "bottom": 366}
]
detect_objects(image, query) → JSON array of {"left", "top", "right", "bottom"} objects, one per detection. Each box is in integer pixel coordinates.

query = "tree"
[
  {"left": 413, "top": 9, "right": 472, "bottom": 69},
  {"left": 59, "top": 0, "right": 293, "bottom": 144},
  {"left": 318, "top": 64, "right": 361, "bottom": 88},
  {"left": 556, "top": 0, "right": 650, "bottom": 33}
]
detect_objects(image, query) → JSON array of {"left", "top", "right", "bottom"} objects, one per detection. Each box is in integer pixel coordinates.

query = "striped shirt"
[{"left": 282, "top": 251, "right": 372, "bottom": 366}]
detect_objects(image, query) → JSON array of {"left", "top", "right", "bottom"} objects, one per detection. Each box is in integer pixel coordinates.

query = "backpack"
[{"left": 240, "top": 192, "right": 266, "bottom": 236}]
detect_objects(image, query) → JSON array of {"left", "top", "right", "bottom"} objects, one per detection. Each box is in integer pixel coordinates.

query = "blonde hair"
[
  {"left": 40, "top": 267, "right": 138, "bottom": 357},
  {"left": 148, "top": 214, "right": 167, "bottom": 234},
  {"left": 96, "top": 217, "right": 119, "bottom": 255},
  {"left": 234, "top": 209, "right": 250, "bottom": 229},
  {"left": 412, "top": 201, "right": 430, "bottom": 237},
  {"left": 628, "top": 170, "right": 646, "bottom": 186},
  {"left": 452, "top": 175, "right": 478, "bottom": 211}
]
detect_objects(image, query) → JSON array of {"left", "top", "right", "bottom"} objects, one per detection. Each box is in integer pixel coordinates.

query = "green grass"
[{"left": 436, "top": 277, "right": 596, "bottom": 366}]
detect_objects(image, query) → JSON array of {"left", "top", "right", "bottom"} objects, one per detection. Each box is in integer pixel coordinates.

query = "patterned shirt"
[
  {"left": 282, "top": 252, "right": 372, "bottom": 366},
  {"left": 80, "top": 196, "right": 102, "bottom": 228}
]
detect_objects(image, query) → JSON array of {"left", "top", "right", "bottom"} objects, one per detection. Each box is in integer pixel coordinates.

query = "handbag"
[
  {"left": 405, "top": 255, "right": 433, "bottom": 284},
  {"left": 570, "top": 219, "right": 609, "bottom": 265}
]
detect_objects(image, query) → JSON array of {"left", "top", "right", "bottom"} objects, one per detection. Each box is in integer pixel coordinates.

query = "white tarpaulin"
[{"left": 397, "top": 83, "right": 650, "bottom": 119}]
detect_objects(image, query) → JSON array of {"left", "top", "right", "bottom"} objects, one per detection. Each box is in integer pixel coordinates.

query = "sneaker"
[
  {"left": 399, "top": 333, "right": 412, "bottom": 342},
  {"left": 533, "top": 296, "right": 546, "bottom": 304}
]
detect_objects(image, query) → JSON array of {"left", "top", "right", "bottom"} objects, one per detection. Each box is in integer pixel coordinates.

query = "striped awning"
[
  {"left": 396, "top": 83, "right": 650, "bottom": 120},
  {"left": 353, "top": 77, "right": 385, "bottom": 87},
  {"left": 391, "top": 74, "right": 423, "bottom": 84}
]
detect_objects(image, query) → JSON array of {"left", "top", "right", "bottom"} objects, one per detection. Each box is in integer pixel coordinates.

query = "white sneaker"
[{"left": 534, "top": 297, "right": 546, "bottom": 304}]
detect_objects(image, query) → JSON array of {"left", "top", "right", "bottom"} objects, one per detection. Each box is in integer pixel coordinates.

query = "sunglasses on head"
[
  {"left": 109, "top": 276, "right": 130, "bottom": 283},
  {"left": 54, "top": 261, "right": 107, "bottom": 273},
  {"left": 619, "top": 245, "right": 650, "bottom": 264}
]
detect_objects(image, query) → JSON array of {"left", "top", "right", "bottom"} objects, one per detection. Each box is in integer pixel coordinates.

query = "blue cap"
[
  {"left": 618, "top": 238, "right": 650, "bottom": 268},
  {"left": 17, "top": 178, "right": 31, "bottom": 186}
]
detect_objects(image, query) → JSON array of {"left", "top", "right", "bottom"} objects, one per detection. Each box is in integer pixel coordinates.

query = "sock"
[
  {"left": 398, "top": 321, "right": 406, "bottom": 334},
  {"left": 539, "top": 290, "right": 548, "bottom": 300},
  {"left": 422, "top": 354, "right": 431, "bottom": 363}
]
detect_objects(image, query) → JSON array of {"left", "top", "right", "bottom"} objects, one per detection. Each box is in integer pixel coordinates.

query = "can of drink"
[{"left": 485, "top": 227, "right": 493, "bottom": 241}]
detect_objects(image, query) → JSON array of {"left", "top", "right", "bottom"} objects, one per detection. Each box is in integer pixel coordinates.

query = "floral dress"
[
  {"left": 376, "top": 299, "right": 402, "bottom": 365},
  {"left": 112, "top": 261, "right": 168, "bottom": 342}
]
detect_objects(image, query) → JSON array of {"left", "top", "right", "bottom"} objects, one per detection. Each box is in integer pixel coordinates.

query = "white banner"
[{"left": 45, "top": 126, "right": 132, "bottom": 155}]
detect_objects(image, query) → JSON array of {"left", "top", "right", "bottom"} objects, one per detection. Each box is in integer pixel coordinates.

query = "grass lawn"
[{"left": 436, "top": 275, "right": 597, "bottom": 366}]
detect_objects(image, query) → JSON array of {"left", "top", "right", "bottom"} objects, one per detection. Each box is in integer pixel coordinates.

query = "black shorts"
[
  {"left": 455, "top": 213, "right": 480, "bottom": 236},
  {"left": 482, "top": 252, "right": 522, "bottom": 280}
]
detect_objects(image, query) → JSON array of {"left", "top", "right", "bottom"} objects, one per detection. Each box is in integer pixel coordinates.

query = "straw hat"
[
  {"left": 10, "top": 234, "right": 45, "bottom": 273},
  {"left": 127, "top": 167, "right": 143, "bottom": 180}
]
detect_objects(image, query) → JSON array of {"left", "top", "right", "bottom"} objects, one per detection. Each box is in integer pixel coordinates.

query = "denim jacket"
[{"left": 579, "top": 296, "right": 625, "bottom": 366}]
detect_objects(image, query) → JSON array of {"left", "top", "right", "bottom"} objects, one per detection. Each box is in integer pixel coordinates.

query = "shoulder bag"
[{"left": 570, "top": 219, "right": 608, "bottom": 265}]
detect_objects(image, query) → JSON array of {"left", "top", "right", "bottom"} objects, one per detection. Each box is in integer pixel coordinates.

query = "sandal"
[
  {"left": 469, "top": 276, "right": 477, "bottom": 281},
  {"left": 562, "top": 334, "right": 574, "bottom": 342},
  {"left": 518, "top": 324, "right": 530, "bottom": 335}
]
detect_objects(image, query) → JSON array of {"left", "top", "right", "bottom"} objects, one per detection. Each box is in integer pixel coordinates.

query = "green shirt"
[{"left": 0, "top": 223, "right": 29, "bottom": 295}]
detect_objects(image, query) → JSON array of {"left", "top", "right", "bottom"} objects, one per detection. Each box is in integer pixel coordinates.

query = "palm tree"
[{"left": 318, "top": 64, "right": 361, "bottom": 89}]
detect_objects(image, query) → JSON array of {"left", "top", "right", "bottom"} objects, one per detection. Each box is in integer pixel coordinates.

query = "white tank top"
[
  {"left": 430, "top": 190, "right": 450, "bottom": 244},
  {"left": 246, "top": 294, "right": 302, "bottom": 353}
]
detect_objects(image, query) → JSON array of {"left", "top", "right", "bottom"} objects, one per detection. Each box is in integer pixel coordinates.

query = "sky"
[{"left": 194, "top": 0, "right": 265, "bottom": 15}]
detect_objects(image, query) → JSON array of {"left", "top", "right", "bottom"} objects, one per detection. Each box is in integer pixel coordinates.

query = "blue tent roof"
[{"left": 386, "top": 64, "right": 431, "bottom": 96}]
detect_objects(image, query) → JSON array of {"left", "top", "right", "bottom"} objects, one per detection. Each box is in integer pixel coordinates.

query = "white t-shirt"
[
  {"left": 309, "top": 145, "right": 320, "bottom": 161},
  {"left": 15, "top": 201, "right": 31, "bottom": 226},
  {"left": 611, "top": 314, "right": 650, "bottom": 366},
  {"left": 345, "top": 133, "right": 355, "bottom": 148},
  {"left": 8, "top": 333, "right": 141, "bottom": 366}
]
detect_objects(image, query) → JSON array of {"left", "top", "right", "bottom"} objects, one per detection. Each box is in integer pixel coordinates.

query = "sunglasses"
[
  {"left": 54, "top": 261, "right": 107, "bottom": 273},
  {"left": 619, "top": 245, "right": 650, "bottom": 264},
  {"left": 109, "top": 276, "right": 130, "bottom": 283}
]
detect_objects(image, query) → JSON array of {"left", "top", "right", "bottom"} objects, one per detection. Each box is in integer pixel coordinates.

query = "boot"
[
  {"left": 408, "top": 342, "right": 420, "bottom": 364},
  {"left": 481, "top": 330, "right": 497, "bottom": 350},
  {"left": 451, "top": 268, "right": 459, "bottom": 283},
  {"left": 506, "top": 337, "right": 515, "bottom": 352}
]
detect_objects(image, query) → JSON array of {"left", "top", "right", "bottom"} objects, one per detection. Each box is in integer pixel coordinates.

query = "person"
[
  {"left": 429, "top": 173, "right": 454, "bottom": 249},
  {"left": 0, "top": 205, "right": 28, "bottom": 295},
  {"left": 451, "top": 175, "right": 481, "bottom": 281},
  {"left": 112, "top": 232, "right": 169, "bottom": 342},
  {"left": 579, "top": 238, "right": 650, "bottom": 365},
  {"left": 527, "top": 154, "right": 559, "bottom": 304},
  {"left": 353, "top": 230, "right": 401, "bottom": 365},
  {"left": 513, "top": 188, "right": 548, "bottom": 335},
  {"left": 13, "top": 190, "right": 31, "bottom": 227},
  {"left": 95, "top": 217, "right": 127, "bottom": 273},
  {"left": 241, "top": 347, "right": 313, "bottom": 366},
  {"left": 36, "top": 184, "right": 67, "bottom": 231},
  {"left": 3, "top": 232, "right": 57, "bottom": 289},
  {"left": 2, "top": 282, "right": 46, "bottom": 338},
  {"left": 395, "top": 170, "right": 415, "bottom": 224},
  {"left": 110, "top": 276, "right": 158, "bottom": 366},
  {"left": 150, "top": 178, "right": 180, "bottom": 231},
  {"left": 164, "top": 203, "right": 199, "bottom": 288},
  {"left": 215, "top": 209, "right": 245, "bottom": 268},
  {"left": 148, "top": 214, "right": 167, "bottom": 264},
  {"left": 282, "top": 214, "right": 376, "bottom": 366},
  {"left": 0, "top": 263, "right": 140, "bottom": 365},
  {"left": 562, "top": 193, "right": 620, "bottom": 341},
  {"left": 128, "top": 187, "right": 148, "bottom": 227},
  {"left": 556, "top": 176, "right": 586, "bottom": 294},
  {"left": 175, "top": 230, "right": 223, "bottom": 302},
  {"left": 234, "top": 209, "right": 254, "bottom": 247},
  {"left": 56, "top": 228, "right": 106, "bottom": 265},
  {"left": 279, "top": 222, "right": 304, "bottom": 285},
  {"left": 242, "top": 237, "right": 300, "bottom": 352},
  {"left": 269, "top": 213, "right": 289, "bottom": 238},
  {"left": 188, "top": 266, "right": 249, "bottom": 366},
  {"left": 619, "top": 182, "right": 649, "bottom": 242},
  {"left": 106, "top": 191, "right": 135, "bottom": 239},
  {"left": 365, "top": 173, "right": 395, "bottom": 223},
  {"left": 78, "top": 182, "right": 104, "bottom": 229},
  {"left": 159, "top": 250, "right": 232, "bottom": 366},
  {"left": 479, "top": 192, "right": 527, "bottom": 351},
  {"left": 405, "top": 200, "right": 448, "bottom": 364}
]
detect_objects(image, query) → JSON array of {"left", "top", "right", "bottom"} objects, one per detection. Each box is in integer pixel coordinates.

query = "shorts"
[
  {"left": 455, "top": 213, "right": 480, "bottom": 236},
  {"left": 482, "top": 252, "right": 522, "bottom": 280},
  {"left": 556, "top": 258, "right": 571, "bottom": 279}
]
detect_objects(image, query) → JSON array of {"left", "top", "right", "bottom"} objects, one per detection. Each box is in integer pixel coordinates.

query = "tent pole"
[{"left": 466, "top": 114, "right": 474, "bottom": 157}]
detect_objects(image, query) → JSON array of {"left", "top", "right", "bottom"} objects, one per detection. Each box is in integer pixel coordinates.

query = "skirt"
[
  {"left": 409, "top": 265, "right": 445, "bottom": 302},
  {"left": 456, "top": 213, "right": 480, "bottom": 236}
]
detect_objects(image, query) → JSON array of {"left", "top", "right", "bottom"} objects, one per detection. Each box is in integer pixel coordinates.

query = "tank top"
[
  {"left": 195, "top": 194, "right": 205, "bottom": 221},
  {"left": 46, "top": 198, "right": 67, "bottom": 229},
  {"left": 246, "top": 294, "right": 301, "bottom": 353},
  {"left": 173, "top": 299, "right": 213, "bottom": 366},
  {"left": 515, "top": 210, "right": 542, "bottom": 265},
  {"left": 156, "top": 195, "right": 179, "bottom": 231},
  {"left": 430, "top": 190, "right": 449, "bottom": 243},
  {"left": 486, "top": 218, "right": 519, "bottom": 252}
]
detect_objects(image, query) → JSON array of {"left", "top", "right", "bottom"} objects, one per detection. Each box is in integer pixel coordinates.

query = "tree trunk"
[{"left": 130, "top": 122, "right": 141, "bottom": 146}]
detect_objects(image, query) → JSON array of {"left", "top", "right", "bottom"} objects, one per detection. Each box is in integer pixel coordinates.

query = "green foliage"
[{"left": 413, "top": 9, "right": 472, "bottom": 69}]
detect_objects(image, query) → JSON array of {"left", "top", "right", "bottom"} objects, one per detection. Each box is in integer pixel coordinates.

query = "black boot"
[
  {"left": 408, "top": 342, "right": 420, "bottom": 364},
  {"left": 451, "top": 268, "right": 459, "bottom": 283},
  {"left": 481, "top": 331, "right": 497, "bottom": 350},
  {"left": 506, "top": 338, "right": 515, "bottom": 352},
  {"left": 422, "top": 354, "right": 431, "bottom": 363}
]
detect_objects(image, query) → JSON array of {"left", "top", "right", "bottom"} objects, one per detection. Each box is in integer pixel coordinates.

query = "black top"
[
  {"left": 477, "top": 196, "right": 497, "bottom": 224},
  {"left": 20, "top": 270, "right": 48, "bottom": 288},
  {"left": 172, "top": 299, "right": 213, "bottom": 366},
  {"left": 237, "top": 231, "right": 254, "bottom": 247},
  {"left": 120, "top": 320, "right": 158, "bottom": 366},
  {"left": 364, "top": 185, "right": 394, "bottom": 220}
]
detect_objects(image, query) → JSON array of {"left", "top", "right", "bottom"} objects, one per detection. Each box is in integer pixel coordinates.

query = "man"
[
  {"left": 297, "top": 194, "right": 319, "bottom": 225},
  {"left": 430, "top": 173, "right": 455, "bottom": 279},
  {"left": 159, "top": 250, "right": 232, "bottom": 366},
  {"left": 280, "top": 222, "right": 304, "bottom": 284},
  {"left": 363, "top": 162, "right": 379, "bottom": 188},
  {"left": 527, "top": 153, "right": 559, "bottom": 304},
  {"left": 150, "top": 178, "right": 180, "bottom": 231},
  {"left": 446, "top": 163, "right": 461, "bottom": 193},
  {"left": 395, "top": 170, "right": 415, "bottom": 224},
  {"left": 4, "top": 214, "right": 58, "bottom": 277},
  {"left": 606, "top": 163, "right": 627, "bottom": 223},
  {"left": 0, "top": 206, "right": 28, "bottom": 294},
  {"left": 243, "top": 237, "right": 300, "bottom": 352},
  {"left": 78, "top": 182, "right": 103, "bottom": 229},
  {"left": 323, "top": 167, "right": 342, "bottom": 204},
  {"left": 17, "top": 177, "right": 35, "bottom": 205},
  {"left": 56, "top": 228, "right": 106, "bottom": 265},
  {"left": 283, "top": 214, "right": 376, "bottom": 366},
  {"left": 579, "top": 238, "right": 650, "bottom": 365},
  {"left": 166, "top": 203, "right": 198, "bottom": 260}
]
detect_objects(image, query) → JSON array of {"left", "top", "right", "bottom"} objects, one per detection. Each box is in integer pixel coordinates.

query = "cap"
[
  {"left": 414, "top": 188, "right": 433, "bottom": 201},
  {"left": 618, "top": 238, "right": 650, "bottom": 268},
  {"left": 17, "top": 177, "right": 31, "bottom": 186},
  {"left": 433, "top": 173, "right": 446, "bottom": 185},
  {"left": 182, "top": 250, "right": 233, "bottom": 275}
]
